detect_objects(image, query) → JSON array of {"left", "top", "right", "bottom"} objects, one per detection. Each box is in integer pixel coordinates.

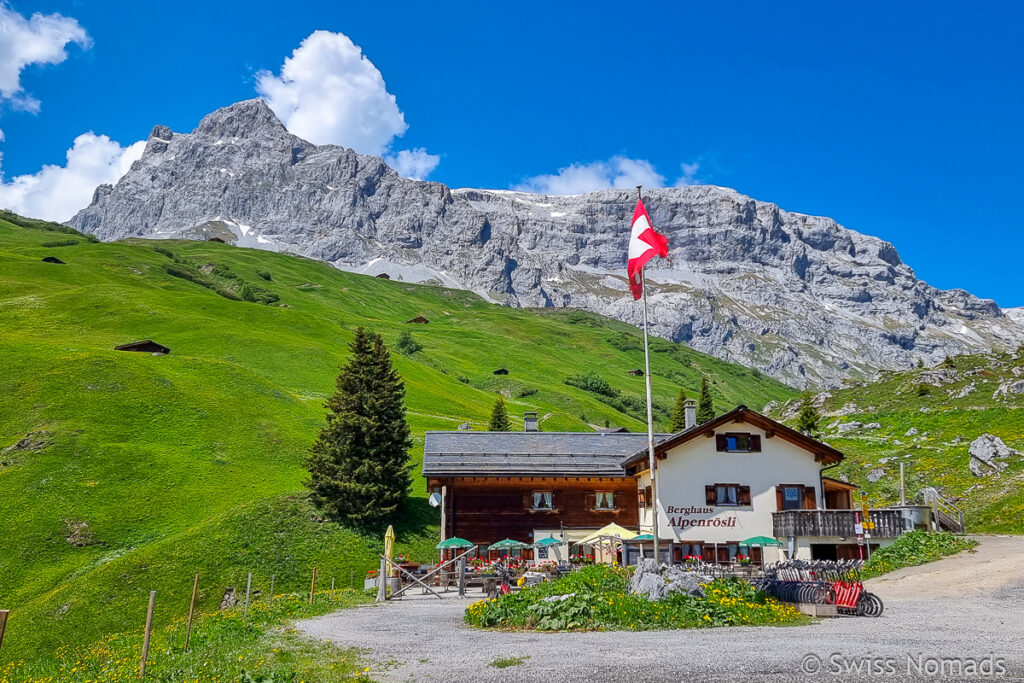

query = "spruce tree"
[
  {"left": 696, "top": 375, "right": 715, "bottom": 424},
  {"left": 488, "top": 397, "right": 510, "bottom": 431},
  {"left": 796, "top": 393, "right": 820, "bottom": 436},
  {"left": 669, "top": 387, "right": 689, "bottom": 431},
  {"left": 305, "top": 327, "right": 412, "bottom": 526}
]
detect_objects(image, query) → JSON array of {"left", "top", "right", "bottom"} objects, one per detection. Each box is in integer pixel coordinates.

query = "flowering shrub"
[
  {"left": 736, "top": 555, "right": 751, "bottom": 566},
  {"left": 366, "top": 569, "right": 379, "bottom": 578},
  {"left": 683, "top": 555, "right": 701, "bottom": 563},
  {"left": 393, "top": 554, "right": 410, "bottom": 563},
  {"left": 465, "top": 565, "right": 803, "bottom": 631},
  {"left": 569, "top": 554, "right": 595, "bottom": 565}
]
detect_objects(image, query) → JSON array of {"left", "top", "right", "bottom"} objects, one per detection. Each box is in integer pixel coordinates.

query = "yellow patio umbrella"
[
  {"left": 577, "top": 523, "right": 638, "bottom": 545},
  {"left": 384, "top": 524, "right": 396, "bottom": 576}
]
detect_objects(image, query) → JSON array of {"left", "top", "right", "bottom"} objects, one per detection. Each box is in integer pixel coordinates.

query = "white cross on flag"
[{"left": 627, "top": 198, "right": 669, "bottom": 300}]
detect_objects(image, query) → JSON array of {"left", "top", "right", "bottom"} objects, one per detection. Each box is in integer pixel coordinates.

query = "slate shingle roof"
[{"left": 422, "top": 431, "right": 669, "bottom": 478}]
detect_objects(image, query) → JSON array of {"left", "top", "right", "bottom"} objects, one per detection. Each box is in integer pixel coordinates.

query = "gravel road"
[{"left": 298, "top": 535, "right": 1024, "bottom": 682}]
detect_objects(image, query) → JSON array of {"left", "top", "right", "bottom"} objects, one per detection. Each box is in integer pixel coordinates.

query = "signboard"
[{"left": 854, "top": 523, "right": 864, "bottom": 535}]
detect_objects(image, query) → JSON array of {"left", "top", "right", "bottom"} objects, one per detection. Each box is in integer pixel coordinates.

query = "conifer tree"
[
  {"left": 305, "top": 327, "right": 412, "bottom": 526},
  {"left": 796, "top": 393, "right": 820, "bottom": 436},
  {"left": 489, "top": 397, "right": 510, "bottom": 431},
  {"left": 669, "top": 387, "right": 689, "bottom": 431},
  {"left": 696, "top": 375, "right": 715, "bottom": 424}
]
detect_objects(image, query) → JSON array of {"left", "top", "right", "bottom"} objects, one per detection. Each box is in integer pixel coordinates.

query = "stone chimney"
[
  {"left": 524, "top": 411, "right": 539, "bottom": 432},
  {"left": 684, "top": 399, "right": 697, "bottom": 430}
]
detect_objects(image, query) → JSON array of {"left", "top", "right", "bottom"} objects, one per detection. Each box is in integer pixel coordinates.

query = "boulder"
[
  {"left": 836, "top": 422, "right": 862, "bottom": 433},
  {"left": 864, "top": 422, "right": 881, "bottom": 430},
  {"left": 948, "top": 382, "right": 976, "bottom": 399},
  {"left": 993, "top": 379, "right": 1024, "bottom": 399},
  {"left": 968, "top": 434, "right": 1018, "bottom": 477},
  {"left": 867, "top": 468, "right": 886, "bottom": 483},
  {"left": 905, "top": 427, "right": 919, "bottom": 437},
  {"left": 630, "top": 559, "right": 709, "bottom": 601}
]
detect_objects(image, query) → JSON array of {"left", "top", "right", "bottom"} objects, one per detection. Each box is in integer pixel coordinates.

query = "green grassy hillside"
[
  {"left": 0, "top": 217, "right": 793, "bottom": 664},
  {"left": 769, "top": 352, "right": 1024, "bottom": 533}
]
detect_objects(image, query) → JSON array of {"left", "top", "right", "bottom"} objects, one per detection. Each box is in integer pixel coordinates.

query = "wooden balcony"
[{"left": 772, "top": 509, "right": 909, "bottom": 539}]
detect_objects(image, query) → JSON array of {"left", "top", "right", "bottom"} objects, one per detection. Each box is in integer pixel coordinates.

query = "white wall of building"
[{"left": 637, "top": 424, "right": 826, "bottom": 559}]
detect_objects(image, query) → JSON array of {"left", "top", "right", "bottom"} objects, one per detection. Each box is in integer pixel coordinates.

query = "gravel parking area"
[{"left": 298, "top": 536, "right": 1024, "bottom": 682}]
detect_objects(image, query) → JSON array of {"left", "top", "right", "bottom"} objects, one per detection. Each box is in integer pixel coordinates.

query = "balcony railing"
[{"left": 772, "top": 509, "right": 909, "bottom": 539}]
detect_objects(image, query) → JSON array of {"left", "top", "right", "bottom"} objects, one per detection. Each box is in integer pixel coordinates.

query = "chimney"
[
  {"left": 524, "top": 411, "right": 539, "bottom": 432},
  {"left": 683, "top": 399, "right": 697, "bottom": 430}
]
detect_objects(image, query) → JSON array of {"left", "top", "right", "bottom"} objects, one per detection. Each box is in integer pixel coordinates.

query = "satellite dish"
[{"left": 428, "top": 492, "right": 442, "bottom": 508}]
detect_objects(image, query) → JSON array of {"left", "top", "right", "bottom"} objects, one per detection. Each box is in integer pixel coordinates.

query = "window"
[
  {"left": 717, "top": 484, "right": 738, "bottom": 506},
  {"left": 705, "top": 484, "right": 752, "bottom": 506},
  {"left": 594, "top": 491, "right": 616, "bottom": 510},
  {"left": 715, "top": 432, "right": 762, "bottom": 453},
  {"left": 780, "top": 485, "right": 802, "bottom": 510},
  {"left": 532, "top": 491, "right": 554, "bottom": 510},
  {"left": 638, "top": 485, "right": 653, "bottom": 508}
]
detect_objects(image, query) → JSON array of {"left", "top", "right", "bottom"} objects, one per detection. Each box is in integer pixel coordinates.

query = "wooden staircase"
[{"left": 922, "top": 489, "right": 965, "bottom": 533}]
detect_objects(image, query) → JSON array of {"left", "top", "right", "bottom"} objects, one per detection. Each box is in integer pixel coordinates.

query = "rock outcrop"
[
  {"left": 629, "top": 558, "right": 709, "bottom": 601},
  {"left": 968, "top": 434, "right": 1018, "bottom": 476},
  {"left": 69, "top": 99, "right": 1024, "bottom": 387}
]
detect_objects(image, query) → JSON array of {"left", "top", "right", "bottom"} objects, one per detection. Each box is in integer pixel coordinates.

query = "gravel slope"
[{"left": 298, "top": 536, "right": 1024, "bottom": 682}]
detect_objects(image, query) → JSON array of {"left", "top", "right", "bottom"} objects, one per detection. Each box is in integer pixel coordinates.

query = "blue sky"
[{"left": 2, "top": 1, "right": 1022, "bottom": 306}]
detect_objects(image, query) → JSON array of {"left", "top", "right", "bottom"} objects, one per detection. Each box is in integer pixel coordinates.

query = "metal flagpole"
[{"left": 638, "top": 185, "right": 661, "bottom": 563}]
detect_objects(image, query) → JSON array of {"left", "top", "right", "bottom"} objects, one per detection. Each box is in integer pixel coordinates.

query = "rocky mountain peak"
[
  {"left": 195, "top": 98, "right": 290, "bottom": 140},
  {"left": 67, "top": 99, "right": 1024, "bottom": 388}
]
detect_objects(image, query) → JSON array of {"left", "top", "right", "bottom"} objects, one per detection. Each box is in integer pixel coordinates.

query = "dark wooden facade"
[
  {"left": 772, "top": 509, "right": 908, "bottom": 539},
  {"left": 428, "top": 476, "right": 639, "bottom": 546}
]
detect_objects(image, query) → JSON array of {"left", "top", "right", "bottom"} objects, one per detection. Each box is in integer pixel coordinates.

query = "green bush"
[
  {"left": 396, "top": 330, "right": 423, "bottom": 355},
  {"left": 151, "top": 246, "right": 176, "bottom": 259},
  {"left": 862, "top": 531, "right": 977, "bottom": 578},
  {"left": 465, "top": 565, "right": 802, "bottom": 630},
  {"left": 256, "top": 269, "right": 273, "bottom": 281},
  {"left": 565, "top": 371, "right": 618, "bottom": 398},
  {"left": 40, "top": 238, "right": 80, "bottom": 248},
  {"left": 239, "top": 281, "right": 280, "bottom": 305},
  {"left": 163, "top": 262, "right": 241, "bottom": 301},
  {"left": 607, "top": 334, "right": 643, "bottom": 352}
]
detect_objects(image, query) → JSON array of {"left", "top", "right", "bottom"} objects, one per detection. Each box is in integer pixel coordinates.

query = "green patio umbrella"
[
  {"left": 632, "top": 534, "right": 655, "bottom": 541},
  {"left": 488, "top": 538, "right": 529, "bottom": 550},
  {"left": 740, "top": 535, "right": 783, "bottom": 547},
  {"left": 532, "top": 537, "right": 565, "bottom": 548},
  {"left": 435, "top": 537, "right": 475, "bottom": 550}
]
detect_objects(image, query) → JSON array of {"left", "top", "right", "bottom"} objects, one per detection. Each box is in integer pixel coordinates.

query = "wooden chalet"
[
  {"left": 405, "top": 315, "right": 430, "bottom": 324},
  {"left": 424, "top": 428, "right": 668, "bottom": 557}
]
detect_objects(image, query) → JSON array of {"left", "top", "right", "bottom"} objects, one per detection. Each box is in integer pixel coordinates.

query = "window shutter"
[
  {"left": 638, "top": 487, "right": 646, "bottom": 507},
  {"left": 803, "top": 486, "right": 817, "bottom": 509},
  {"left": 523, "top": 493, "right": 531, "bottom": 510},
  {"left": 705, "top": 485, "right": 716, "bottom": 505},
  {"left": 585, "top": 492, "right": 596, "bottom": 510},
  {"left": 749, "top": 434, "right": 762, "bottom": 452},
  {"left": 738, "top": 485, "right": 751, "bottom": 505},
  {"left": 645, "top": 485, "right": 653, "bottom": 508},
  {"left": 775, "top": 486, "right": 784, "bottom": 510},
  {"left": 715, "top": 434, "right": 728, "bottom": 451}
]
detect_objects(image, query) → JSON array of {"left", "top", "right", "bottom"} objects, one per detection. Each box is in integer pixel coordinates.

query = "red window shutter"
[
  {"left": 715, "top": 434, "right": 728, "bottom": 451},
  {"left": 738, "top": 485, "right": 751, "bottom": 505},
  {"left": 803, "top": 486, "right": 817, "bottom": 509},
  {"left": 705, "top": 485, "right": 716, "bottom": 506},
  {"left": 775, "top": 486, "right": 784, "bottom": 510},
  {"left": 749, "top": 434, "right": 762, "bottom": 452}
]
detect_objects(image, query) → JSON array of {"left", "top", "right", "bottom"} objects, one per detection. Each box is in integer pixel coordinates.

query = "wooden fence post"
[
  {"left": 183, "top": 574, "right": 199, "bottom": 653},
  {"left": 0, "top": 610, "right": 9, "bottom": 655},
  {"left": 309, "top": 567, "right": 317, "bottom": 605},
  {"left": 139, "top": 591, "right": 156, "bottom": 678},
  {"left": 269, "top": 575, "right": 275, "bottom": 606},
  {"left": 331, "top": 577, "right": 335, "bottom": 591},
  {"left": 243, "top": 573, "right": 252, "bottom": 617}
]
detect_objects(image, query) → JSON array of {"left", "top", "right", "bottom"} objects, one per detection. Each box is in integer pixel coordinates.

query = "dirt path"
[
  {"left": 866, "top": 534, "right": 1024, "bottom": 598},
  {"left": 299, "top": 536, "right": 1024, "bottom": 682}
]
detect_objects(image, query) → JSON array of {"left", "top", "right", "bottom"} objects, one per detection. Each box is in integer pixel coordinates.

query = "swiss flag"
[{"left": 627, "top": 198, "right": 669, "bottom": 300}]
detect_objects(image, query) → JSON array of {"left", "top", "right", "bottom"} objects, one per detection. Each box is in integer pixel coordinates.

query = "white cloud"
[
  {"left": 675, "top": 161, "right": 700, "bottom": 186},
  {"left": 0, "top": 4, "right": 90, "bottom": 112},
  {"left": 0, "top": 132, "right": 143, "bottom": 221},
  {"left": 513, "top": 156, "right": 670, "bottom": 195},
  {"left": 385, "top": 147, "right": 440, "bottom": 180},
  {"left": 256, "top": 30, "right": 407, "bottom": 155}
]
